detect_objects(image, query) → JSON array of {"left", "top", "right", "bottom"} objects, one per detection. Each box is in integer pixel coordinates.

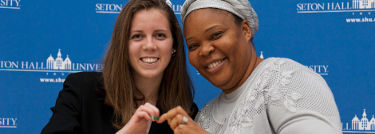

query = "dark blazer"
[{"left": 42, "top": 72, "right": 198, "bottom": 134}]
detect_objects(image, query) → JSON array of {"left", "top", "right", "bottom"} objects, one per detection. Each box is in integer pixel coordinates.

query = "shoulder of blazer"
[
  {"left": 64, "top": 72, "right": 102, "bottom": 86},
  {"left": 63, "top": 72, "right": 104, "bottom": 98}
]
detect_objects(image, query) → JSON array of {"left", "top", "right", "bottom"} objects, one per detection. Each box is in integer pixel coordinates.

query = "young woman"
[
  {"left": 158, "top": 0, "right": 342, "bottom": 134},
  {"left": 42, "top": 0, "right": 197, "bottom": 133}
]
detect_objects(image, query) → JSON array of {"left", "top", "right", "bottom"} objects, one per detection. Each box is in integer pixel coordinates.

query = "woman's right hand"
[
  {"left": 157, "top": 106, "right": 210, "bottom": 134},
  {"left": 116, "top": 103, "right": 160, "bottom": 134}
]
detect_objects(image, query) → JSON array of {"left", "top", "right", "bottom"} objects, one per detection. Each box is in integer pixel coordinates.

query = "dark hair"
[
  {"left": 232, "top": 13, "right": 243, "bottom": 26},
  {"left": 102, "top": 0, "right": 194, "bottom": 129},
  {"left": 213, "top": 9, "right": 254, "bottom": 41},
  {"left": 230, "top": 12, "right": 255, "bottom": 42}
]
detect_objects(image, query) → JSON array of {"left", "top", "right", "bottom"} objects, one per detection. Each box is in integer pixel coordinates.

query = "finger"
[
  {"left": 174, "top": 124, "right": 185, "bottom": 134},
  {"left": 170, "top": 114, "right": 183, "bottom": 130},
  {"left": 157, "top": 106, "right": 179, "bottom": 124},
  {"left": 137, "top": 105, "right": 154, "bottom": 120},
  {"left": 135, "top": 110, "right": 152, "bottom": 121},
  {"left": 172, "top": 106, "right": 191, "bottom": 123},
  {"left": 175, "top": 106, "right": 189, "bottom": 116},
  {"left": 157, "top": 112, "right": 170, "bottom": 123},
  {"left": 143, "top": 103, "right": 160, "bottom": 121},
  {"left": 144, "top": 103, "right": 160, "bottom": 119},
  {"left": 157, "top": 106, "right": 189, "bottom": 124}
]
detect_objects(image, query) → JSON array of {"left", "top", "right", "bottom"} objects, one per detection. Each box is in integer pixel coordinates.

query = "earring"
[{"left": 172, "top": 49, "right": 176, "bottom": 55}]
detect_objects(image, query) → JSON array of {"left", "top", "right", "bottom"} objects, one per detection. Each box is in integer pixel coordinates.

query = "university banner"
[{"left": 0, "top": 0, "right": 374, "bottom": 133}]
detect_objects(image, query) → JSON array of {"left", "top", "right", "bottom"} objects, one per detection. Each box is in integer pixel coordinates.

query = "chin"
[
  {"left": 139, "top": 71, "right": 163, "bottom": 79},
  {"left": 208, "top": 77, "right": 230, "bottom": 89},
  {"left": 203, "top": 71, "right": 231, "bottom": 88}
]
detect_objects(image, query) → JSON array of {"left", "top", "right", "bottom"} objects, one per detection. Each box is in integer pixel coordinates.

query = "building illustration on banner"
[
  {"left": 297, "top": 0, "right": 375, "bottom": 13},
  {"left": 343, "top": 109, "right": 375, "bottom": 133},
  {"left": 259, "top": 51, "right": 264, "bottom": 59},
  {"left": 297, "top": 0, "right": 375, "bottom": 23},
  {"left": 353, "top": 0, "right": 375, "bottom": 9},
  {"left": 0, "top": 49, "right": 102, "bottom": 72},
  {"left": 46, "top": 49, "right": 72, "bottom": 70},
  {"left": 0, "top": 49, "right": 103, "bottom": 83}
]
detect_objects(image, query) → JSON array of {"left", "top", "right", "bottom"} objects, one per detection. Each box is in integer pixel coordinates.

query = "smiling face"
[
  {"left": 129, "top": 8, "right": 173, "bottom": 80},
  {"left": 184, "top": 9, "right": 254, "bottom": 93}
]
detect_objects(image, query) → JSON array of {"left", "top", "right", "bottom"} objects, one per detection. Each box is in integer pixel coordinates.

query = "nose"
[
  {"left": 198, "top": 42, "right": 214, "bottom": 56},
  {"left": 142, "top": 36, "right": 157, "bottom": 51}
]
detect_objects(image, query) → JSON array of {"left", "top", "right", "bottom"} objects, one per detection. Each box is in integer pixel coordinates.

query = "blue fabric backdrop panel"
[{"left": 0, "top": 0, "right": 374, "bottom": 133}]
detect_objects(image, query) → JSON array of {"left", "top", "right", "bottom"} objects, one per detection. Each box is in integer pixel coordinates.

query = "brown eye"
[
  {"left": 155, "top": 33, "right": 167, "bottom": 40},
  {"left": 131, "top": 34, "right": 143, "bottom": 40},
  {"left": 210, "top": 31, "right": 223, "bottom": 40},
  {"left": 188, "top": 43, "right": 200, "bottom": 51}
]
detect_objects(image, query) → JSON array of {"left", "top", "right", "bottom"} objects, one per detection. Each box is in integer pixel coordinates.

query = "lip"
[{"left": 205, "top": 57, "right": 227, "bottom": 73}]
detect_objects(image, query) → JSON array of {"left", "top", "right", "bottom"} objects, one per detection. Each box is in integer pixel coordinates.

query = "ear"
[{"left": 241, "top": 20, "right": 252, "bottom": 41}]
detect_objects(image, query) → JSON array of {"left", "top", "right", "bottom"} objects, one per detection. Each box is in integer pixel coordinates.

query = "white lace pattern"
[{"left": 195, "top": 58, "right": 342, "bottom": 134}]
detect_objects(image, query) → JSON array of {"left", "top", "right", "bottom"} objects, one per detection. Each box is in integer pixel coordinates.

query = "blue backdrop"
[{"left": 1, "top": 0, "right": 374, "bottom": 133}]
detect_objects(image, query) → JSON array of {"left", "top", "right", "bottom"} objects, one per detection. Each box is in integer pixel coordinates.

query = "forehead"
[
  {"left": 131, "top": 8, "right": 170, "bottom": 29},
  {"left": 133, "top": 8, "right": 167, "bottom": 20},
  {"left": 183, "top": 8, "right": 238, "bottom": 35}
]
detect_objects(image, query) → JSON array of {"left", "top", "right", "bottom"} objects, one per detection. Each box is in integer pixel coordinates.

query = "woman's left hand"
[{"left": 157, "top": 106, "right": 210, "bottom": 134}]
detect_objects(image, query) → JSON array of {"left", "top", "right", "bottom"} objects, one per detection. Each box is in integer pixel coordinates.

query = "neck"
[
  {"left": 134, "top": 74, "right": 163, "bottom": 105},
  {"left": 223, "top": 47, "right": 263, "bottom": 94}
]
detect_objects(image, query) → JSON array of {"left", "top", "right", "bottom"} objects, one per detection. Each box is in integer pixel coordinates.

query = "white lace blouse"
[{"left": 195, "top": 58, "right": 342, "bottom": 134}]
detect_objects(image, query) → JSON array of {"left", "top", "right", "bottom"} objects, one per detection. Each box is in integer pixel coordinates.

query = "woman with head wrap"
[{"left": 157, "top": 0, "right": 342, "bottom": 134}]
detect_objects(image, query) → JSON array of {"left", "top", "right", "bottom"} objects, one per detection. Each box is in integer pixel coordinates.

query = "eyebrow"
[
  {"left": 154, "top": 29, "right": 168, "bottom": 32},
  {"left": 186, "top": 25, "right": 219, "bottom": 42},
  {"left": 130, "top": 30, "right": 143, "bottom": 33},
  {"left": 204, "top": 25, "right": 219, "bottom": 33},
  {"left": 130, "top": 29, "right": 168, "bottom": 33}
]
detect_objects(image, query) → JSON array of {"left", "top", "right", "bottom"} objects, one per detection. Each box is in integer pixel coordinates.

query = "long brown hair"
[{"left": 102, "top": 0, "right": 194, "bottom": 129}]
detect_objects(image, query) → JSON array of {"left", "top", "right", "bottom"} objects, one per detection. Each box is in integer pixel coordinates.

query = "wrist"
[{"left": 116, "top": 125, "right": 129, "bottom": 134}]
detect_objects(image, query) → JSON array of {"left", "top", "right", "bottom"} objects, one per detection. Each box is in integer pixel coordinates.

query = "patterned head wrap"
[{"left": 181, "top": 0, "right": 259, "bottom": 38}]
